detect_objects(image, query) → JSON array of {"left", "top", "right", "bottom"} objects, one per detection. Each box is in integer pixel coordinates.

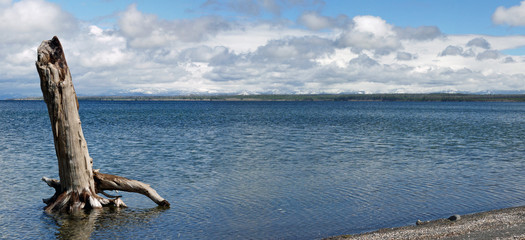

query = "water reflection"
[{"left": 45, "top": 207, "right": 168, "bottom": 239}]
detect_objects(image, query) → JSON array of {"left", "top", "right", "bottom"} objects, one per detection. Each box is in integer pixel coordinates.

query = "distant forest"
[{"left": 66, "top": 93, "right": 525, "bottom": 102}]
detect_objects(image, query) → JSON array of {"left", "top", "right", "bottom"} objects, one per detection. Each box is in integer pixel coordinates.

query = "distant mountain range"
[{"left": 9, "top": 93, "right": 525, "bottom": 102}]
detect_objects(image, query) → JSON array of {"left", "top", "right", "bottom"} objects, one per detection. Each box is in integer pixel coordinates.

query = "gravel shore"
[{"left": 326, "top": 206, "right": 525, "bottom": 240}]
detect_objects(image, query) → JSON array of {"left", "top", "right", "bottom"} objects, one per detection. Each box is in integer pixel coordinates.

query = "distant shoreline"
[{"left": 10, "top": 93, "right": 525, "bottom": 102}]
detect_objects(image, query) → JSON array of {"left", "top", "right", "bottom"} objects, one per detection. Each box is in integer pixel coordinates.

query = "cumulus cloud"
[
  {"left": 476, "top": 50, "right": 501, "bottom": 61},
  {"left": 0, "top": 0, "right": 77, "bottom": 44},
  {"left": 297, "top": 11, "right": 350, "bottom": 31},
  {"left": 264, "top": 36, "right": 334, "bottom": 59},
  {"left": 3, "top": 0, "right": 525, "bottom": 98},
  {"left": 439, "top": 45, "right": 479, "bottom": 57},
  {"left": 0, "top": 0, "right": 79, "bottom": 98},
  {"left": 71, "top": 26, "right": 129, "bottom": 68},
  {"left": 395, "top": 26, "right": 442, "bottom": 40},
  {"left": 349, "top": 54, "right": 379, "bottom": 67},
  {"left": 492, "top": 1, "right": 525, "bottom": 26},
  {"left": 396, "top": 52, "right": 415, "bottom": 61},
  {"left": 337, "top": 15, "right": 400, "bottom": 54},
  {"left": 461, "top": 48, "right": 475, "bottom": 57},
  {"left": 0, "top": 0, "right": 12, "bottom": 8},
  {"left": 118, "top": 4, "right": 230, "bottom": 48},
  {"left": 118, "top": 4, "right": 159, "bottom": 39},
  {"left": 179, "top": 46, "right": 231, "bottom": 63},
  {"left": 503, "top": 57, "right": 516, "bottom": 63},
  {"left": 466, "top": 37, "right": 491, "bottom": 49},
  {"left": 298, "top": 11, "right": 334, "bottom": 30},
  {"left": 440, "top": 45, "right": 463, "bottom": 56},
  {"left": 353, "top": 15, "right": 393, "bottom": 37}
]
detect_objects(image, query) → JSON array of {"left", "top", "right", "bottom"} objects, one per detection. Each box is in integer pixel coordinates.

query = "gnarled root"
[
  {"left": 42, "top": 177, "right": 61, "bottom": 205},
  {"left": 42, "top": 177, "right": 122, "bottom": 213},
  {"left": 93, "top": 170, "right": 170, "bottom": 207},
  {"left": 42, "top": 188, "right": 106, "bottom": 213},
  {"left": 42, "top": 171, "right": 168, "bottom": 213}
]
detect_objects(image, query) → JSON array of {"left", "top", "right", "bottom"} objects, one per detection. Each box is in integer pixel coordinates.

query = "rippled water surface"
[{"left": 1, "top": 100, "right": 524, "bottom": 239}]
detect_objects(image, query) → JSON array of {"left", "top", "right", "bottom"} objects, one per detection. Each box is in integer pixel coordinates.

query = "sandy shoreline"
[{"left": 326, "top": 206, "right": 525, "bottom": 239}]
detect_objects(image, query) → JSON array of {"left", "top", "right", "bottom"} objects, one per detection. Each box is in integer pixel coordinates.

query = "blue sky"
[{"left": 2, "top": 0, "right": 525, "bottom": 98}]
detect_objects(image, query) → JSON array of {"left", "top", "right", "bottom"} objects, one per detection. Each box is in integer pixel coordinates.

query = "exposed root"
[
  {"left": 99, "top": 190, "right": 122, "bottom": 198},
  {"left": 93, "top": 171, "right": 170, "bottom": 207},
  {"left": 42, "top": 177, "right": 61, "bottom": 205},
  {"left": 42, "top": 170, "right": 169, "bottom": 213},
  {"left": 42, "top": 177, "right": 60, "bottom": 190}
]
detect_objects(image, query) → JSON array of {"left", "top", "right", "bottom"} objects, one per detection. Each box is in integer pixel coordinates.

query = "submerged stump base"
[{"left": 42, "top": 171, "right": 169, "bottom": 213}]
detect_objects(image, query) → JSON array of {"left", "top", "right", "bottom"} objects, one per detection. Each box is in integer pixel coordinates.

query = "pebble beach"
[{"left": 327, "top": 206, "right": 525, "bottom": 240}]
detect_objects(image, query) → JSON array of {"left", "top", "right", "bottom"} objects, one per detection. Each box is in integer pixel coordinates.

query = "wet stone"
[{"left": 448, "top": 214, "right": 461, "bottom": 221}]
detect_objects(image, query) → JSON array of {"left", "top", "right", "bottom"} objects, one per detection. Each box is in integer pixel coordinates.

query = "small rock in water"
[{"left": 448, "top": 214, "right": 461, "bottom": 221}]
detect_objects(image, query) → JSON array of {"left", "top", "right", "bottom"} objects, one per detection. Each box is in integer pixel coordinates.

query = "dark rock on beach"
[{"left": 448, "top": 214, "right": 461, "bottom": 221}]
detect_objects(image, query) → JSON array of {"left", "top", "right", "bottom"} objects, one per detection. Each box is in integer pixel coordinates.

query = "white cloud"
[
  {"left": 440, "top": 45, "right": 464, "bottom": 56},
  {"left": 315, "top": 48, "right": 358, "bottom": 68},
  {"left": 179, "top": 46, "right": 230, "bottom": 63},
  {"left": 298, "top": 11, "right": 334, "bottom": 30},
  {"left": 476, "top": 50, "right": 501, "bottom": 61},
  {"left": 118, "top": 4, "right": 158, "bottom": 38},
  {"left": 203, "top": 23, "right": 321, "bottom": 54},
  {"left": 395, "top": 26, "right": 442, "bottom": 40},
  {"left": 3, "top": 1, "right": 525, "bottom": 98},
  {"left": 466, "top": 37, "right": 491, "bottom": 49},
  {"left": 118, "top": 4, "right": 173, "bottom": 48},
  {"left": 353, "top": 15, "right": 394, "bottom": 37},
  {"left": 0, "top": 0, "right": 77, "bottom": 44},
  {"left": 65, "top": 26, "right": 129, "bottom": 69},
  {"left": 492, "top": 1, "right": 525, "bottom": 26},
  {"left": 349, "top": 54, "right": 379, "bottom": 67},
  {"left": 396, "top": 52, "right": 415, "bottom": 61},
  {"left": 118, "top": 4, "right": 230, "bottom": 48},
  {"left": 337, "top": 16, "right": 401, "bottom": 53}
]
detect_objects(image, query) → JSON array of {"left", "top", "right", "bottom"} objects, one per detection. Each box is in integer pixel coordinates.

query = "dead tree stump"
[{"left": 36, "top": 36, "right": 169, "bottom": 213}]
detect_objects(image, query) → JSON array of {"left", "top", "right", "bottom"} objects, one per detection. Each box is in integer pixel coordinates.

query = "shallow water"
[{"left": 1, "top": 100, "right": 524, "bottom": 239}]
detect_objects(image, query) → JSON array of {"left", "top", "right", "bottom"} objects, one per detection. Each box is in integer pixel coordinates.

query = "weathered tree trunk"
[{"left": 36, "top": 36, "right": 169, "bottom": 213}]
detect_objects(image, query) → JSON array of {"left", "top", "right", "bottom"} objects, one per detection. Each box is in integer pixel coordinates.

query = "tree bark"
[{"left": 36, "top": 36, "right": 169, "bottom": 213}]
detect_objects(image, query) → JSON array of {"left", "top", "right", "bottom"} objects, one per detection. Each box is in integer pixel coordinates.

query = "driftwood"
[{"left": 36, "top": 36, "right": 169, "bottom": 213}]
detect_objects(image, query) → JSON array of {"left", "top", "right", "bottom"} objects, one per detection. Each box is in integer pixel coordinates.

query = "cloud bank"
[
  {"left": 1, "top": 0, "right": 525, "bottom": 98},
  {"left": 492, "top": 1, "right": 525, "bottom": 26}
]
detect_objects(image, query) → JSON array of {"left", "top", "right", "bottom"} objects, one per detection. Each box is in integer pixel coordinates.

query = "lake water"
[{"left": 1, "top": 100, "right": 524, "bottom": 239}]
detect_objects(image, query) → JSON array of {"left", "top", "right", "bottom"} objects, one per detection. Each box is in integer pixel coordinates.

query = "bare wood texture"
[
  {"left": 36, "top": 36, "right": 169, "bottom": 212},
  {"left": 36, "top": 36, "right": 101, "bottom": 212},
  {"left": 94, "top": 171, "right": 170, "bottom": 207}
]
